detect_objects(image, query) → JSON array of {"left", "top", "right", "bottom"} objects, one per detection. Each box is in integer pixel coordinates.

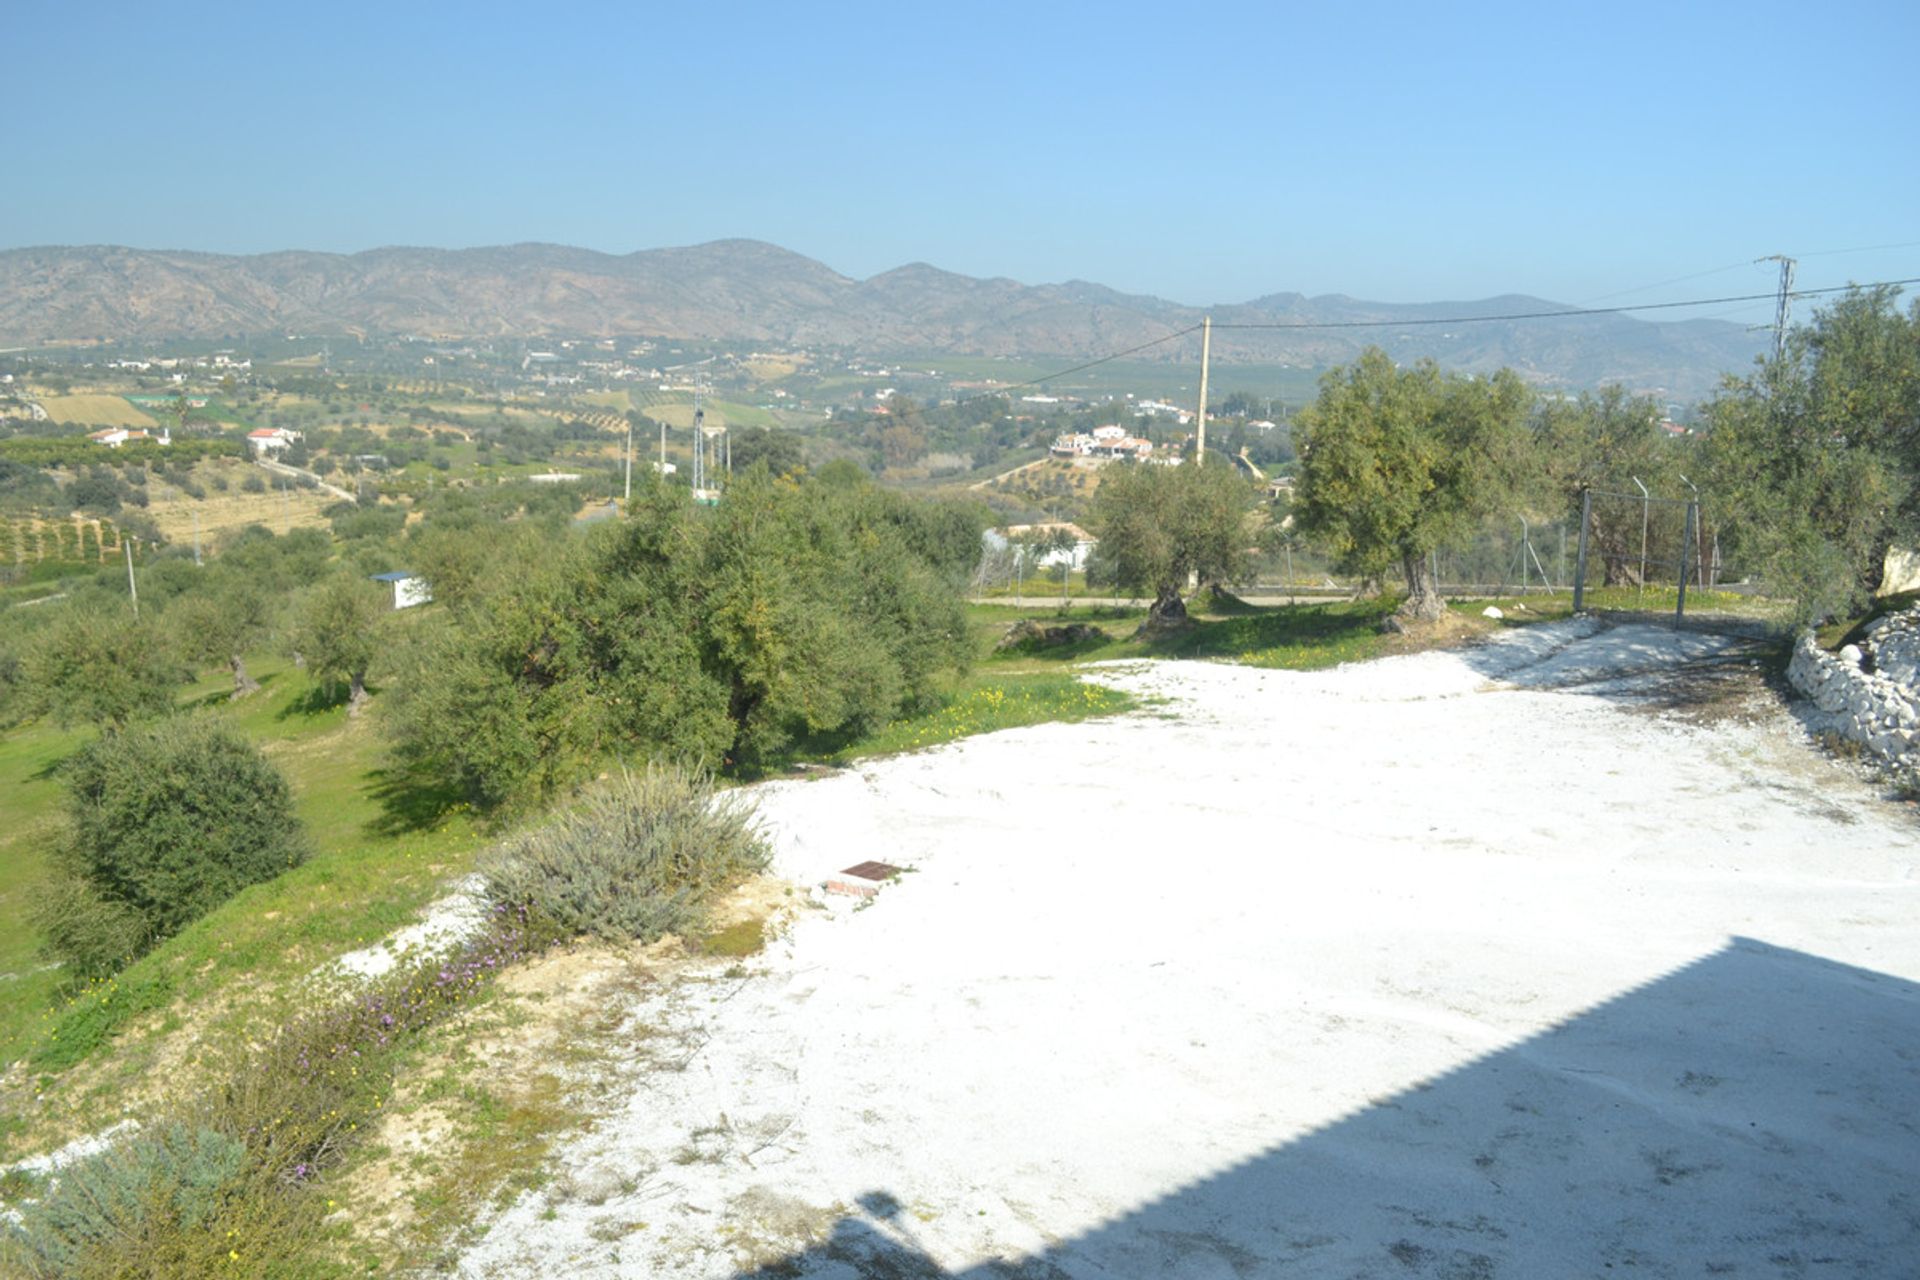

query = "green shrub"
[
  {"left": 29, "top": 874, "right": 151, "bottom": 979},
  {"left": 481, "top": 766, "right": 769, "bottom": 942},
  {"left": 51, "top": 717, "right": 307, "bottom": 966},
  {"left": 0, "top": 1124, "right": 247, "bottom": 1278}
]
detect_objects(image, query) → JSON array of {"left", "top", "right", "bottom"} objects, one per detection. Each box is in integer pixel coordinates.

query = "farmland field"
[
  {"left": 31, "top": 394, "right": 158, "bottom": 427},
  {"left": 142, "top": 461, "right": 335, "bottom": 541}
]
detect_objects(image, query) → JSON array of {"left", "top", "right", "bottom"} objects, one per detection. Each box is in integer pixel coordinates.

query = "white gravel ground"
[
  {"left": 332, "top": 874, "right": 488, "bottom": 980},
  {"left": 457, "top": 621, "right": 1920, "bottom": 1279}
]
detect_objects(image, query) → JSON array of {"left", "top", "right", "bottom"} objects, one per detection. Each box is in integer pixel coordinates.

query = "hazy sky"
[{"left": 9, "top": 0, "right": 1917, "bottom": 324}]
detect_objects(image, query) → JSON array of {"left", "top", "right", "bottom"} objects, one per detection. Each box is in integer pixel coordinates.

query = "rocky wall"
[{"left": 1786, "top": 605, "right": 1920, "bottom": 774}]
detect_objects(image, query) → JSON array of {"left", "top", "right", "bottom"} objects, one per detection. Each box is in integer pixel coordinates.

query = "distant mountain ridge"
[{"left": 0, "top": 240, "right": 1765, "bottom": 398}]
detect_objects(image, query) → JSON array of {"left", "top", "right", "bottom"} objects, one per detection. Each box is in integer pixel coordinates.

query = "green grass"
[
  {"left": 823, "top": 674, "right": 1136, "bottom": 762},
  {"left": 2, "top": 656, "right": 484, "bottom": 1094},
  {"left": 0, "top": 720, "right": 90, "bottom": 1064}
]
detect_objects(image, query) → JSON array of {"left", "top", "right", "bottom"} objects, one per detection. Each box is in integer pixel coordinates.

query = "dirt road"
[{"left": 459, "top": 620, "right": 1920, "bottom": 1278}]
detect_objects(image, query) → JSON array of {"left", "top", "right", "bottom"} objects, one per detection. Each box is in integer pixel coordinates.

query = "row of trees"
[
  {"left": 1079, "top": 286, "right": 1918, "bottom": 630},
  {"left": 4, "top": 528, "right": 386, "bottom": 733},
  {"left": 388, "top": 467, "right": 988, "bottom": 809}
]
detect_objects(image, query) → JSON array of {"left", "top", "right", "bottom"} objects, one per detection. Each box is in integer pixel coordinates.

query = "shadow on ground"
[
  {"left": 363, "top": 763, "right": 468, "bottom": 836},
  {"left": 735, "top": 939, "right": 1920, "bottom": 1278},
  {"left": 1450, "top": 616, "right": 1783, "bottom": 721}
]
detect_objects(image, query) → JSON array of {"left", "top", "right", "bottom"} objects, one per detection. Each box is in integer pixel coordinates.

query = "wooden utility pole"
[{"left": 1195, "top": 316, "right": 1212, "bottom": 467}]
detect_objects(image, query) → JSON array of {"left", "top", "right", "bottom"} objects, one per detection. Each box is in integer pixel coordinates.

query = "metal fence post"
[
  {"left": 1573, "top": 488, "right": 1591, "bottom": 613},
  {"left": 1676, "top": 500, "right": 1696, "bottom": 625}
]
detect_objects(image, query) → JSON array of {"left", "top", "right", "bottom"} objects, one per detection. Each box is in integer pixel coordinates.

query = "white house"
[
  {"left": 247, "top": 427, "right": 302, "bottom": 456},
  {"left": 88, "top": 427, "right": 170, "bottom": 448},
  {"left": 1051, "top": 426, "right": 1154, "bottom": 461}
]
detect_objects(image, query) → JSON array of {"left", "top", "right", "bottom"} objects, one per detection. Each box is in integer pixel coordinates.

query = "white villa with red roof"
[
  {"left": 87, "top": 427, "right": 170, "bottom": 447},
  {"left": 246, "top": 427, "right": 303, "bottom": 456}
]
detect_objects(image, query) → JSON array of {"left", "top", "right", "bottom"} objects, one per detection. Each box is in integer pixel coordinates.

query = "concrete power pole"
[
  {"left": 623, "top": 416, "right": 633, "bottom": 507},
  {"left": 1758, "top": 254, "right": 1797, "bottom": 364},
  {"left": 1195, "top": 316, "right": 1212, "bottom": 468},
  {"left": 124, "top": 538, "right": 139, "bottom": 618}
]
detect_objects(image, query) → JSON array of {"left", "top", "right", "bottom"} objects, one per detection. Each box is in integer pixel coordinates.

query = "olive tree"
[
  {"left": 20, "top": 605, "right": 182, "bottom": 731},
  {"left": 169, "top": 571, "right": 275, "bottom": 699},
  {"left": 1294, "top": 348, "right": 1533, "bottom": 622},
  {"left": 1087, "top": 460, "right": 1252, "bottom": 627},
  {"left": 37, "top": 716, "right": 306, "bottom": 974},
  {"left": 292, "top": 574, "right": 387, "bottom": 715}
]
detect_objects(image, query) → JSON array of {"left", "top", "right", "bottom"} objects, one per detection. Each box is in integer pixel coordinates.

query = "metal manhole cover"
[{"left": 841, "top": 861, "right": 902, "bottom": 882}]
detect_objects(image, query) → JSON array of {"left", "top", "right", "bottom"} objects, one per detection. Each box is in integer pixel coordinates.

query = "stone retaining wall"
[{"left": 1786, "top": 605, "right": 1920, "bottom": 773}]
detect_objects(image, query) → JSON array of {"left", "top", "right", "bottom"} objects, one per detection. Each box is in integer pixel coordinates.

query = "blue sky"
[{"left": 8, "top": 0, "right": 1917, "bottom": 321}]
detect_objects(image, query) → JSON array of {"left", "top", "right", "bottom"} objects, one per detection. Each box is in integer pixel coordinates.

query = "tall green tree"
[
  {"left": 168, "top": 570, "right": 275, "bottom": 699},
  {"left": 1294, "top": 348, "right": 1533, "bottom": 621},
  {"left": 1529, "top": 386, "right": 1686, "bottom": 585},
  {"left": 1087, "top": 461, "right": 1252, "bottom": 626},
  {"left": 1695, "top": 286, "right": 1919, "bottom": 620},
  {"left": 386, "top": 471, "right": 980, "bottom": 810},
  {"left": 20, "top": 605, "right": 182, "bottom": 731},
  {"left": 292, "top": 574, "right": 387, "bottom": 716}
]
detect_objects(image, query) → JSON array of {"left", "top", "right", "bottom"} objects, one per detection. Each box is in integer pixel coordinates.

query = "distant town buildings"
[{"left": 1132, "top": 399, "right": 1194, "bottom": 425}]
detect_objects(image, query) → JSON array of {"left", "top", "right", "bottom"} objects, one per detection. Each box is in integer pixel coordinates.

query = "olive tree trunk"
[
  {"left": 1398, "top": 551, "right": 1446, "bottom": 622},
  {"left": 1144, "top": 583, "right": 1189, "bottom": 630},
  {"left": 229, "top": 655, "right": 261, "bottom": 700}
]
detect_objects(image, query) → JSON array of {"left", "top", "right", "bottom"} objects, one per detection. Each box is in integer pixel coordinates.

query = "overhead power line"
[
  {"left": 931, "top": 275, "right": 1919, "bottom": 409},
  {"left": 1208, "top": 276, "right": 1920, "bottom": 332},
  {"left": 931, "top": 325, "right": 1200, "bottom": 412}
]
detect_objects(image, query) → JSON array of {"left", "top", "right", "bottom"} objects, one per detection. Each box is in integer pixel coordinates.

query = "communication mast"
[
  {"left": 689, "top": 369, "right": 727, "bottom": 505},
  {"left": 1757, "top": 254, "right": 1797, "bottom": 364}
]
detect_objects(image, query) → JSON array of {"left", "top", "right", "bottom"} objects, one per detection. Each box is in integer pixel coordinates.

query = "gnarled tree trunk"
[
  {"left": 347, "top": 671, "right": 370, "bottom": 718},
  {"left": 1135, "top": 583, "right": 1190, "bottom": 636},
  {"left": 1398, "top": 551, "right": 1446, "bottom": 622},
  {"left": 229, "top": 655, "right": 260, "bottom": 700}
]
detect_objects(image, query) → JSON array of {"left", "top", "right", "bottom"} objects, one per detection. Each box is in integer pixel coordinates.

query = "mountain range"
[{"left": 0, "top": 240, "right": 1767, "bottom": 399}]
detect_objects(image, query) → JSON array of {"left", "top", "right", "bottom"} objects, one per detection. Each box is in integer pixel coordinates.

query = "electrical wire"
[
  {"left": 1208, "top": 277, "right": 1920, "bottom": 332},
  {"left": 926, "top": 275, "right": 1918, "bottom": 408},
  {"left": 930, "top": 325, "right": 1200, "bottom": 412},
  {"left": 1575, "top": 258, "right": 1761, "bottom": 306}
]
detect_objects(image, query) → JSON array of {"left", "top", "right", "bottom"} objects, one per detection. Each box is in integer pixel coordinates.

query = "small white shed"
[{"left": 370, "top": 571, "right": 431, "bottom": 610}]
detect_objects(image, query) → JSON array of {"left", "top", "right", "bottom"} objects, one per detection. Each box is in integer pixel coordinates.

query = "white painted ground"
[{"left": 457, "top": 621, "right": 1920, "bottom": 1279}]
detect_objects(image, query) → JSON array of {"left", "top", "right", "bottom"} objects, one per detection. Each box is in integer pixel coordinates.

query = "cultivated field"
[
  {"left": 142, "top": 461, "right": 335, "bottom": 542},
  {"left": 31, "top": 394, "right": 157, "bottom": 427}
]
